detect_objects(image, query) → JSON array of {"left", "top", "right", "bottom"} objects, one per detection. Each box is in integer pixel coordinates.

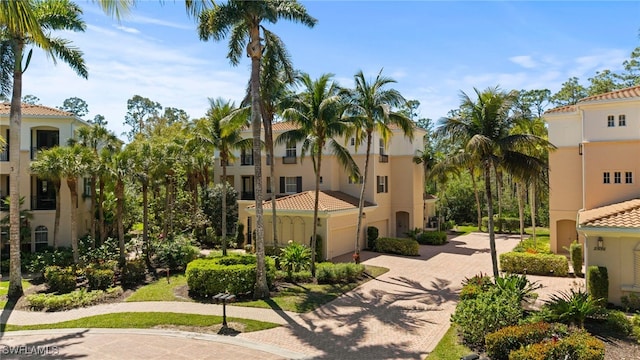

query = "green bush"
[
  {"left": 604, "top": 310, "right": 633, "bottom": 336},
  {"left": 367, "top": 226, "right": 379, "bottom": 249},
  {"left": 279, "top": 241, "right": 311, "bottom": 280},
  {"left": 460, "top": 273, "right": 493, "bottom": 300},
  {"left": 494, "top": 273, "right": 542, "bottom": 304},
  {"left": 44, "top": 266, "right": 77, "bottom": 294},
  {"left": 121, "top": 259, "right": 147, "bottom": 288},
  {"left": 541, "top": 289, "right": 602, "bottom": 328},
  {"left": 416, "top": 231, "right": 447, "bottom": 245},
  {"left": 499, "top": 252, "right": 569, "bottom": 276},
  {"left": 482, "top": 216, "right": 520, "bottom": 233},
  {"left": 374, "top": 237, "right": 419, "bottom": 256},
  {"left": 86, "top": 268, "right": 115, "bottom": 291},
  {"left": 79, "top": 236, "right": 120, "bottom": 264},
  {"left": 570, "top": 241, "right": 584, "bottom": 277},
  {"left": 485, "top": 322, "right": 567, "bottom": 360},
  {"left": 587, "top": 266, "right": 608, "bottom": 306},
  {"left": 275, "top": 270, "right": 312, "bottom": 283},
  {"left": 508, "top": 329, "right": 604, "bottom": 360},
  {"left": 451, "top": 287, "right": 523, "bottom": 348},
  {"left": 22, "top": 247, "right": 74, "bottom": 274},
  {"left": 27, "top": 287, "right": 123, "bottom": 311},
  {"left": 153, "top": 234, "right": 201, "bottom": 271},
  {"left": 621, "top": 292, "right": 640, "bottom": 312},
  {"left": 316, "top": 262, "right": 365, "bottom": 283},
  {"left": 186, "top": 255, "right": 275, "bottom": 298}
]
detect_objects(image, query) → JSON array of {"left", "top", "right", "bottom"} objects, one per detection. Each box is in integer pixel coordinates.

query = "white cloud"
[
  {"left": 115, "top": 25, "right": 140, "bottom": 34},
  {"left": 509, "top": 55, "right": 537, "bottom": 69}
]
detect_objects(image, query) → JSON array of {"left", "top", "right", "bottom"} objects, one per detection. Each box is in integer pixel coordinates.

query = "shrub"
[
  {"left": 460, "top": 273, "right": 493, "bottom": 300},
  {"left": 79, "top": 236, "right": 120, "bottom": 264},
  {"left": 485, "top": 322, "right": 567, "bottom": 360},
  {"left": 508, "top": 329, "right": 604, "bottom": 360},
  {"left": 621, "top": 292, "right": 640, "bottom": 312},
  {"left": 315, "top": 234, "right": 323, "bottom": 262},
  {"left": 604, "top": 309, "right": 633, "bottom": 336},
  {"left": 279, "top": 241, "right": 311, "bottom": 280},
  {"left": 275, "top": 270, "right": 312, "bottom": 283},
  {"left": 186, "top": 255, "right": 275, "bottom": 298},
  {"left": 374, "top": 237, "right": 419, "bottom": 256},
  {"left": 27, "top": 287, "right": 123, "bottom": 311},
  {"left": 44, "top": 266, "right": 76, "bottom": 294},
  {"left": 316, "top": 262, "right": 365, "bottom": 283},
  {"left": 569, "top": 241, "right": 584, "bottom": 277},
  {"left": 416, "top": 231, "right": 447, "bottom": 245},
  {"left": 22, "top": 247, "right": 74, "bottom": 274},
  {"left": 482, "top": 216, "right": 520, "bottom": 233},
  {"left": 236, "top": 222, "right": 245, "bottom": 248},
  {"left": 499, "top": 252, "right": 568, "bottom": 277},
  {"left": 451, "top": 287, "right": 523, "bottom": 348},
  {"left": 121, "top": 259, "right": 146, "bottom": 288},
  {"left": 542, "top": 288, "right": 602, "bottom": 328},
  {"left": 587, "top": 266, "right": 608, "bottom": 306},
  {"left": 494, "top": 273, "right": 542, "bottom": 303},
  {"left": 366, "top": 226, "right": 379, "bottom": 249},
  {"left": 153, "top": 234, "right": 201, "bottom": 271}
]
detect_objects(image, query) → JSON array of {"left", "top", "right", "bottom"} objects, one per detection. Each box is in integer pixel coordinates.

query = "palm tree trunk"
[
  {"left": 221, "top": 163, "right": 227, "bottom": 256},
  {"left": 264, "top": 122, "right": 278, "bottom": 247},
  {"left": 248, "top": 24, "right": 269, "bottom": 299},
  {"left": 53, "top": 182, "right": 61, "bottom": 248},
  {"left": 98, "top": 176, "right": 106, "bottom": 242},
  {"left": 116, "top": 179, "right": 125, "bottom": 266},
  {"left": 67, "top": 178, "right": 79, "bottom": 264},
  {"left": 496, "top": 167, "right": 503, "bottom": 232},
  {"left": 530, "top": 182, "right": 537, "bottom": 247},
  {"left": 90, "top": 175, "right": 97, "bottom": 246},
  {"left": 8, "top": 39, "right": 24, "bottom": 299},
  {"left": 354, "top": 132, "right": 373, "bottom": 262},
  {"left": 311, "top": 148, "right": 322, "bottom": 278},
  {"left": 484, "top": 163, "right": 499, "bottom": 278},
  {"left": 142, "top": 181, "right": 149, "bottom": 266},
  {"left": 517, "top": 181, "right": 525, "bottom": 241},
  {"left": 470, "top": 167, "right": 482, "bottom": 230}
]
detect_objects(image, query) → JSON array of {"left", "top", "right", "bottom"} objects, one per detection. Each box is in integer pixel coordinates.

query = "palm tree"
[
  {"left": 59, "top": 144, "right": 94, "bottom": 264},
  {"left": 198, "top": 0, "right": 316, "bottom": 299},
  {"left": 194, "top": 98, "right": 251, "bottom": 256},
  {"left": 342, "top": 69, "right": 414, "bottom": 261},
  {"left": 103, "top": 147, "right": 129, "bottom": 266},
  {"left": 278, "top": 73, "right": 360, "bottom": 277},
  {"left": 126, "top": 138, "right": 154, "bottom": 265},
  {"left": 30, "top": 146, "right": 64, "bottom": 248},
  {"left": 439, "top": 86, "right": 552, "bottom": 278}
]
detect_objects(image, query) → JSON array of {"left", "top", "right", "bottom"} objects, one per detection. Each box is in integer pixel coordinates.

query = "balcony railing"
[
  {"left": 31, "top": 196, "right": 56, "bottom": 210},
  {"left": 282, "top": 156, "right": 297, "bottom": 164},
  {"left": 0, "top": 148, "right": 8, "bottom": 162},
  {"left": 379, "top": 154, "right": 389, "bottom": 163},
  {"left": 240, "top": 191, "right": 255, "bottom": 200},
  {"left": 240, "top": 154, "right": 254, "bottom": 166}
]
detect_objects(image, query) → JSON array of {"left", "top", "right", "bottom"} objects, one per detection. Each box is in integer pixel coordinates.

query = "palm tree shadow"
[
  {"left": 0, "top": 329, "right": 89, "bottom": 359},
  {"left": 0, "top": 299, "right": 17, "bottom": 337}
]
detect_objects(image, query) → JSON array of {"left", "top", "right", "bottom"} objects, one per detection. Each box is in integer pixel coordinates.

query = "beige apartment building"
[
  {"left": 0, "top": 103, "right": 91, "bottom": 253},
  {"left": 214, "top": 122, "right": 435, "bottom": 260},
  {"left": 545, "top": 86, "right": 640, "bottom": 305}
]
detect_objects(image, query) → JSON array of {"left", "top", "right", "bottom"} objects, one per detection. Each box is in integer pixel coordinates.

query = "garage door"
[{"left": 329, "top": 226, "right": 356, "bottom": 259}]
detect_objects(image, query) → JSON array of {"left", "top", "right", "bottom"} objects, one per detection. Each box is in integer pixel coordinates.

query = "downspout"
[{"left": 577, "top": 211, "right": 588, "bottom": 291}]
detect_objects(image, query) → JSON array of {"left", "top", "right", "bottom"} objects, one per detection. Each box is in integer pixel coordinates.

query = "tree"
[
  {"left": 21, "top": 94, "right": 40, "bottom": 104},
  {"left": 620, "top": 46, "right": 640, "bottom": 87},
  {"left": 198, "top": 0, "right": 316, "bottom": 299},
  {"left": 439, "top": 86, "right": 551, "bottom": 278},
  {"left": 587, "top": 70, "right": 623, "bottom": 96},
  {"left": 90, "top": 114, "right": 107, "bottom": 126},
  {"left": 30, "top": 146, "right": 64, "bottom": 248},
  {"left": 514, "top": 89, "right": 551, "bottom": 119},
  {"left": 278, "top": 73, "right": 360, "bottom": 277},
  {"left": 342, "top": 69, "right": 413, "bottom": 261},
  {"left": 162, "top": 107, "right": 189, "bottom": 124},
  {"left": 58, "top": 96, "right": 88, "bottom": 117},
  {"left": 123, "top": 95, "right": 162, "bottom": 140},
  {"left": 550, "top": 77, "right": 587, "bottom": 106},
  {"left": 1, "top": 0, "right": 89, "bottom": 299}
]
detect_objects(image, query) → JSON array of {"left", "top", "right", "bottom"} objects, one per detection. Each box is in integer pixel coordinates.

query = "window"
[
  {"left": 348, "top": 175, "right": 364, "bottom": 184},
  {"left": 376, "top": 175, "right": 388, "bottom": 193},
  {"left": 319, "top": 176, "right": 323, "bottom": 184},
  {"left": 379, "top": 138, "right": 385, "bottom": 155},
  {"left": 603, "top": 172, "right": 610, "bottom": 184},
  {"left": 350, "top": 138, "right": 355, "bottom": 146},
  {"left": 614, "top": 171, "right": 621, "bottom": 184},
  {"left": 266, "top": 177, "right": 271, "bottom": 193},
  {"left": 286, "top": 141, "right": 296, "bottom": 158},
  {"left": 240, "top": 149, "right": 253, "bottom": 165},
  {"left": 607, "top": 115, "right": 615, "bottom": 127},
  {"left": 280, "top": 176, "right": 302, "bottom": 193},
  {"left": 34, "top": 225, "right": 48, "bottom": 251},
  {"left": 83, "top": 178, "right": 91, "bottom": 197},
  {"left": 626, "top": 172, "right": 633, "bottom": 184},
  {"left": 619, "top": 115, "right": 626, "bottom": 126}
]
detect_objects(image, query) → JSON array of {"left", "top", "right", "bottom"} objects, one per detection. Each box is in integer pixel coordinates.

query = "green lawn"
[
  {"left": 126, "top": 274, "right": 189, "bottom": 302},
  {"left": 0, "top": 280, "right": 31, "bottom": 308},
  {"left": 425, "top": 325, "right": 471, "bottom": 360},
  {"left": 3, "top": 312, "right": 279, "bottom": 333},
  {"left": 454, "top": 225, "right": 478, "bottom": 235}
]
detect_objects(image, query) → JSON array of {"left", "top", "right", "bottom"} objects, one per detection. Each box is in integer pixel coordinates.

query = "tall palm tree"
[
  {"left": 194, "top": 98, "right": 251, "bottom": 256},
  {"left": 342, "top": 69, "right": 413, "bottom": 261},
  {"left": 103, "top": 147, "right": 129, "bottom": 266},
  {"left": 278, "top": 73, "right": 360, "bottom": 277},
  {"left": 30, "top": 146, "right": 64, "bottom": 248},
  {"left": 439, "top": 86, "right": 552, "bottom": 278},
  {"left": 198, "top": 1, "right": 316, "bottom": 299},
  {"left": 127, "top": 138, "right": 154, "bottom": 265}
]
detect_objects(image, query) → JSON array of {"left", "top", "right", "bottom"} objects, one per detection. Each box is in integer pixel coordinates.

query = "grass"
[
  {"left": 126, "top": 274, "right": 189, "bottom": 302},
  {"left": 3, "top": 312, "right": 279, "bottom": 333},
  {"left": 0, "top": 280, "right": 32, "bottom": 308},
  {"left": 425, "top": 325, "right": 472, "bottom": 360},
  {"left": 237, "top": 265, "right": 389, "bottom": 313},
  {"left": 512, "top": 232, "right": 551, "bottom": 254},
  {"left": 454, "top": 225, "right": 478, "bottom": 235}
]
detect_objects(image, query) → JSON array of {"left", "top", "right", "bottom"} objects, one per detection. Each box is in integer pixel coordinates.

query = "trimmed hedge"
[
  {"left": 86, "top": 268, "right": 115, "bottom": 291},
  {"left": 482, "top": 216, "right": 520, "bottom": 233},
  {"left": 485, "top": 322, "right": 567, "bottom": 360},
  {"left": 508, "top": 330, "right": 604, "bottom": 360},
  {"left": 27, "top": 287, "right": 123, "bottom": 311},
  {"left": 44, "top": 266, "right": 76, "bottom": 294},
  {"left": 570, "top": 241, "right": 583, "bottom": 277},
  {"left": 316, "top": 262, "right": 365, "bottom": 283},
  {"left": 374, "top": 237, "right": 420, "bottom": 256},
  {"left": 121, "top": 259, "right": 146, "bottom": 288},
  {"left": 587, "top": 266, "right": 608, "bottom": 306},
  {"left": 500, "top": 252, "right": 569, "bottom": 277},
  {"left": 367, "top": 226, "right": 379, "bottom": 250},
  {"left": 186, "top": 255, "right": 275, "bottom": 298},
  {"left": 416, "top": 231, "right": 447, "bottom": 245}
]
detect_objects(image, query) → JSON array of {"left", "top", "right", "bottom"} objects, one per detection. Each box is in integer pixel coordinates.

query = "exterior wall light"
[{"left": 594, "top": 237, "right": 606, "bottom": 251}]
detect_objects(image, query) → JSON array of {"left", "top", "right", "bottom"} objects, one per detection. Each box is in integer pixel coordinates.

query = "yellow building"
[
  {"left": 215, "top": 122, "right": 435, "bottom": 260},
  {"left": 545, "top": 86, "right": 640, "bottom": 305},
  {"left": 0, "top": 103, "right": 91, "bottom": 252}
]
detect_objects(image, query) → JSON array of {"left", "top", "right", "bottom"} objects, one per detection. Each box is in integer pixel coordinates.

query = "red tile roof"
[
  {"left": 248, "top": 190, "right": 374, "bottom": 212},
  {"left": 0, "top": 103, "right": 74, "bottom": 117},
  {"left": 579, "top": 85, "right": 640, "bottom": 104},
  {"left": 579, "top": 199, "right": 640, "bottom": 228},
  {"left": 545, "top": 105, "right": 576, "bottom": 114}
]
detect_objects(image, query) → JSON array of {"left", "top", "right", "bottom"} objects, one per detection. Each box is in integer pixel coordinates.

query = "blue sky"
[{"left": 23, "top": 1, "right": 640, "bottom": 139}]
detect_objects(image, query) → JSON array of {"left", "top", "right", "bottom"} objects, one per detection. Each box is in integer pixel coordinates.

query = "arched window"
[{"left": 35, "top": 225, "right": 48, "bottom": 251}]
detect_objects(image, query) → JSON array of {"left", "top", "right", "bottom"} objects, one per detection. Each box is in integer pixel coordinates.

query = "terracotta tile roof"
[
  {"left": 578, "top": 85, "right": 640, "bottom": 104},
  {"left": 248, "top": 190, "right": 374, "bottom": 212},
  {"left": 545, "top": 105, "right": 576, "bottom": 114},
  {"left": 0, "top": 102, "right": 74, "bottom": 117},
  {"left": 579, "top": 199, "right": 640, "bottom": 228},
  {"left": 271, "top": 122, "right": 298, "bottom": 131}
]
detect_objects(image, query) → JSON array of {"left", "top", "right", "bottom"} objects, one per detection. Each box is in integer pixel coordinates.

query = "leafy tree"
[
  {"left": 162, "top": 107, "right": 189, "bottom": 124},
  {"left": 123, "top": 95, "right": 162, "bottom": 140},
  {"left": 278, "top": 73, "right": 360, "bottom": 276},
  {"left": 620, "top": 46, "right": 640, "bottom": 87},
  {"left": 587, "top": 70, "right": 623, "bottom": 96},
  {"left": 198, "top": 0, "right": 316, "bottom": 299},
  {"left": 514, "top": 89, "right": 551, "bottom": 119},
  {"left": 58, "top": 96, "right": 88, "bottom": 117},
  {"left": 550, "top": 77, "right": 587, "bottom": 106},
  {"left": 30, "top": 146, "right": 64, "bottom": 247},
  {"left": 201, "top": 183, "right": 239, "bottom": 238},
  {"left": 343, "top": 69, "right": 413, "bottom": 261},
  {"left": 90, "top": 114, "right": 107, "bottom": 126},
  {"left": 21, "top": 94, "right": 40, "bottom": 104}
]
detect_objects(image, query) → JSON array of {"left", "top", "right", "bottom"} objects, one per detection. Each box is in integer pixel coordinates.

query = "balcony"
[
  {"left": 240, "top": 191, "right": 255, "bottom": 200},
  {"left": 282, "top": 156, "right": 297, "bottom": 164},
  {"left": 0, "top": 148, "right": 8, "bottom": 162},
  {"left": 31, "top": 196, "right": 56, "bottom": 210},
  {"left": 240, "top": 154, "right": 254, "bottom": 166},
  {"left": 379, "top": 154, "right": 389, "bottom": 163}
]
